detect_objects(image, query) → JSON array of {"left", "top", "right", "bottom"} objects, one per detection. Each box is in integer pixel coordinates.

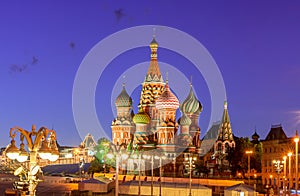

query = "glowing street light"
[
  {"left": 106, "top": 142, "right": 128, "bottom": 196},
  {"left": 143, "top": 153, "right": 154, "bottom": 196},
  {"left": 155, "top": 154, "right": 166, "bottom": 196},
  {"left": 185, "top": 154, "right": 197, "bottom": 196},
  {"left": 254, "top": 173, "right": 257, "bottom": 191},
  {"left": 273, "top": 159, "right": 284, "bottom": 196},
  {"left": 294, "top": 130, "right": 299, "bottom": 196},
  {"left": 288, "top": 152, "right": 293, "bottom": 195},
  {"left": 5, "top": 125, "right": 59, "bottom": 196},
  {"left": 283, "top": 156, "right": 287, "bottom": 196},
  {"left": 245, "top": 150, "right": 253, "bottom": 185}
]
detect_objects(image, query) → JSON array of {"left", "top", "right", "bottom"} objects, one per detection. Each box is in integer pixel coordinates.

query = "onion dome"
[
  {"left": 115, "top": 84, "right": 132, "bottom": 107},
  {"left": 156, "top": 83, "right": 180, "bottom": 110},
  {"left": 180, "top": 84, "right": 202, "bottom": 114},
  {"left": 133, "top": 107, "right": 150, "bottom": 124},
  {"left": 150, "top": 37, "right": 158, "bottom": 48},
  {"left": 179, "top": 113, "right": 192, "bottom": 126}
]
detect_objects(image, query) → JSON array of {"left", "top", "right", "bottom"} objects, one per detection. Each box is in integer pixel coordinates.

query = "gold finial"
[
  {"left": 153, "top": 27, "right": 156, "bottom": 38},
  {"left": 190, "top": 75, "right": 193, "bottom": 86},
  {"left": 224, "top": 100, "right": 228, "bottom": 109}
]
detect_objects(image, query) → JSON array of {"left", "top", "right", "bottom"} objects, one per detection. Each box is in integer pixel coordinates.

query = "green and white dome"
[
  {"left": 180, "top": 85, "right": 202, "bottom": 114},
  {"left": 179, "top": 113, "right": 192, "bottom": 126}
]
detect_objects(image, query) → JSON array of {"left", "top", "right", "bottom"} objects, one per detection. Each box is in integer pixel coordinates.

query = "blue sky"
[{"left": 1, "top": 1, "right": 300, "bottom": 147}]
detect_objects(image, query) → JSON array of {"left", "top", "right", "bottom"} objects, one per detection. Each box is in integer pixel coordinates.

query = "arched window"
[
  {"left": 217, "top": 143, "right": 222, "bottom": 151},
  {"left": 225, "top": 143, "right": 230, "bottom": 153}
]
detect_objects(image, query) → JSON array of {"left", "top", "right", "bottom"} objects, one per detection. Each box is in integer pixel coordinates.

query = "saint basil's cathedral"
[{"left": 111, "top": 37, "right": 235, "bottom": 176}]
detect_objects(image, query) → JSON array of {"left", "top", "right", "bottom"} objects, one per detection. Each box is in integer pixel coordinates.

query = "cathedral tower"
[
  {"left": 155, "top": 81, "right": 180, "bottom": 149},
  {"left": 111, "top": 84, "right": 135, "bottom": 145},
  {"left": 180, "top": 83, "right": 202, "bottom": 150},
  {"left": 214, "top": 101, "right": 235, "bottom": 154},
  {"left": 139, "top": 37, "right": 165, "bottom": 139}
]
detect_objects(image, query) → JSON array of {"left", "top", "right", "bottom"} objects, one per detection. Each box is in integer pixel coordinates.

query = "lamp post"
[
  {"left": 254, "top": 173, "right": 257, "bottom": 192},
  {"left": 143, "top": 153, "right": 154, "bottom": 196},
  {"left": 270, "top": 174, "right": 273, "bottom": 187},
  {"left": 106, "top": 142, "right": 128, "bottom": 196},
  {"left": 273, "top": 159, "right": 284, "bottom": 196},
  {"left": 132, "top": 151, "right": 142, "bottom": 196},
  {"left": 288, "top": 152, "right": 292, "bottom": 195},
  {"left": 5, "top": 125, "right": 59, "bottom": 196},
  {"left": 245, "top": 150, "right": 253, "bottom": 185},
  {"left": 185, "top": 154, "right": 197, "bottom": 196},
  {"left": 295, "top": 131, "right": 299, "bottom": 196},
  {"left": 283, "top": 156, "right": 287, "bottom": 196},
  {"left": 155, "top": 154, "right": 166, "bottom": 196}
]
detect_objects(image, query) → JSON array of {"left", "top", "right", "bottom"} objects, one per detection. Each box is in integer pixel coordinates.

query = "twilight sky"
[{"left": 1, "top": 1, "right": 300, "bottom": 147}]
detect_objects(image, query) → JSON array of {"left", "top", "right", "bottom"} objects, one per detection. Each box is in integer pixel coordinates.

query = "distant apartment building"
[{"left": 261, "top": 124, "right": 296, "bottom": 189}]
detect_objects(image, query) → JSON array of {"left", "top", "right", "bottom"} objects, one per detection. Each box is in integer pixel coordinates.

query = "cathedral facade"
[
  {"left": 111, "top": 37, "right": 235, "bottom": 177},
  {"left": 111, "top": 37, "right": 202, "bottom": 154}
]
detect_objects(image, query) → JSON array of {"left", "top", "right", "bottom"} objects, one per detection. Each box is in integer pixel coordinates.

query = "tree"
[
  {"left": 91, "top": 137, "right": 115, "bottom": 173},
  {"left": 195, "top": 160, "right": 209, "bottom": 178},
  {"left": 227, "top": 136, "right": 252, "bottom": 177},
  {"left": 88, "top": 157, "right": 104, "bottom": 178},
  {"left": 94, "top": 137, "right": 110, "bottom": 163},
  {"left": 227, "top": 136, "right": 262, "bottom": 177}
]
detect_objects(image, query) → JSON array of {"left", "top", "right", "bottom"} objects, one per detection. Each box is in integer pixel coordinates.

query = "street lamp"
[
  {"left": 106, "top": 142, "right": 128, "bottom": 196},
  {"left": 245, "top": 150, "right": 253, "bottom": 185},
  {"left": 294, "top": 130, "right": 299, "bottom": 196},
  {"left": 5, "top": 125, "right": 59, "bottom": 196},
  {"left": 143, "top": 153, "right": 154, "bottom": 196},
  {"left": 283, "top": 156, "right": 287, "bottom": 196},
  {"left": 288, "top": 152, "right": 292, "bottom": 195},
  {"left": 273, "top": 159, "right": 284, "bottom": 196},
  {"left": 155, "top": 154, "right": 166, "bottom": 196},
  {"left": 254, "top": 173, "right": 257, "bottom": 192},
  {"left": 185, "top": 154, "right": 197, "bottom": 196},
  {"left": 132, "top": 151, "right": 142, "bottom": 196},
  {"left": 270, "top": 174, "right": 273, "bottom": 186}
]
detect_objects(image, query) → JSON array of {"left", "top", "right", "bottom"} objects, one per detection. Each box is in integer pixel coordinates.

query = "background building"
[{"left": 261, "top": 124, "right": 295, "bottom": 189}]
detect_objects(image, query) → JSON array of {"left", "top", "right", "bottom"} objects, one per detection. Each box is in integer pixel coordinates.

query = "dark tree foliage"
[
  {"left": 88, "top": 157, "right": 104, "bottom": 177},
  {"left": 195, "top": 160, "right": 209, "bottom": 177},
  {"left": 227, "top": 136, "right": 262, "bottom": 177}
]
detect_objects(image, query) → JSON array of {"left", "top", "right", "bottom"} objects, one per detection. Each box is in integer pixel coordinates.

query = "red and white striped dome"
[{"left": 156, "top": 83, "right": 179, "bottom": 110}]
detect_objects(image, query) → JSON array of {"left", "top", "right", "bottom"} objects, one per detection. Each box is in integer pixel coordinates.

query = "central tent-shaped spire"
[
  {"left": 144, "top": 36, "right": 164, "bottom": 83},
  {"left": 139, "top": 37, "right": 165, "bottom": 107}
]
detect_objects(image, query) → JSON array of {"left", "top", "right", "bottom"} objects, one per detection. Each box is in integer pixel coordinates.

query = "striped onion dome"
[
  {"left": 115, "top": 85, "right": 132, "bottom": 107},
  {"left": 156, "top": 83, "right": 180, "bottom": 110},
  {"left": 133, "top": 107, "right": 150, "bottom": 124},
  {"left": 179, "top": 113, "right": 192, "bottom": 126},
  {"left": 180, "top": 85, "right": 202, "bottom": 114}
]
